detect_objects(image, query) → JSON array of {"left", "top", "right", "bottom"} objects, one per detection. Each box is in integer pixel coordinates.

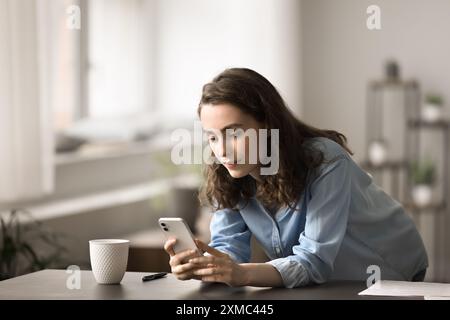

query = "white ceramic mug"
[{"left": 89, "top": 239, "right": 130, "bottom": 284}]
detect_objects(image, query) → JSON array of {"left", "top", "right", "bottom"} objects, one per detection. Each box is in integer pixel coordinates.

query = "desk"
[{"left": 0, "top": 269, "right": 418, "bottom": 300}]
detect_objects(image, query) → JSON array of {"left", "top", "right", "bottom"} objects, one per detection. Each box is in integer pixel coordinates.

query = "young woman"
[{"left": 164, "top": 68, "right": 428, "bottom": 288}]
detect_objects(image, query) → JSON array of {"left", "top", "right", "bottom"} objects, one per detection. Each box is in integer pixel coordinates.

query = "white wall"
[
  {"left": 302, "top": 0, "right": 450, "bottom": 282},
  {"left": 153, "top": 0, "right": 303, "bottom": 123},
  {"left": 302, "top": 0, "right": 450, "bottom": 161}
]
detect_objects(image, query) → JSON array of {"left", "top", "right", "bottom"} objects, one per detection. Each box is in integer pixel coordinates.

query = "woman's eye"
[
  {"left": 208, "top": 136, "right": 217, "bottom": 143},
  {"left": 227, "top": 130, "right": 242, "bottom": 138}
]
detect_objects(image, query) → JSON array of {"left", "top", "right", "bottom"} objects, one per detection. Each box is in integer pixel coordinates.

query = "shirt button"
[{"left": 276, "top": 247, "right": 281, "bottom": 255}]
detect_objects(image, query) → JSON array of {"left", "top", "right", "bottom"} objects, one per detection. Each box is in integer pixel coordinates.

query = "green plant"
[
  {"left": 411, "top": 160, "right": 436, "bottom": 186},
  {"left": 0, "top": 208, "right": 68, "bottom": 281},
  {"left": 425, "top": 94, "right": 444, "bottom": 107}
]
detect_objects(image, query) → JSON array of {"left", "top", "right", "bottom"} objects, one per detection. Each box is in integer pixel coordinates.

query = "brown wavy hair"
[{"left": 198, "top": 68, "right": 353, "bottom": 211}]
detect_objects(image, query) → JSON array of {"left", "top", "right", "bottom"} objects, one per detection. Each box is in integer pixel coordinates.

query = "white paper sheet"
[{"left": 358, "top": 280, "right": 450, "bottom": 297}]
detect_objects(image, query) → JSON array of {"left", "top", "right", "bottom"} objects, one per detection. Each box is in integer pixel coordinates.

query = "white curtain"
[
  {"left": 0, "top": 0, "right": 54, "bottom": 202},
  {"left": 153, "top": 0, "right": 302, "bottom": 122}
]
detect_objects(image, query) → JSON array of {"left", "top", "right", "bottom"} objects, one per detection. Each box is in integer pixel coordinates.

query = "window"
[
  {"left": 50, "top": 0, "right": 82, "bottom": 131},
  {"left": 86, "top": 0, "right": 149, "bottom": 118},
  {"left": 52, "top": 0, "right": 151, "bottom": 131}
]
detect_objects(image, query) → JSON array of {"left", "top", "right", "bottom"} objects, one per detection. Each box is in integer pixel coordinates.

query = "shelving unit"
[
  {"left": 364, "top": 72, "right": 450, "bottom": 281},
  {"left": 364, "top": 77, "right": 420, "bottom": 204},
  {"left": 405, "top": 118, "right": 450, "bottom": 282},
  {"left": 405, "top": 119, "right": 450, "bottom": 214}
]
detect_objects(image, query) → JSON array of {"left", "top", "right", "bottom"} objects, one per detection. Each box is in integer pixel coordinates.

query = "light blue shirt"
[{"left": 208, "top": 137, "right": 428, "bottom": 288}]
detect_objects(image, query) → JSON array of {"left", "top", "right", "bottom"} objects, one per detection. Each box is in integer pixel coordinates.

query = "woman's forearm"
[{"left": 239, "top": 263, "right": 284, "bottom": 287}]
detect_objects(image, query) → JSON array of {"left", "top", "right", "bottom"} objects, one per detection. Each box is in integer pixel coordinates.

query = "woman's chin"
[
  {"left": 226, "top": 167, "right": 247, "bottom": 179},
  {"left": 224, "top": 164, "right": 258, "bottom": 179}
]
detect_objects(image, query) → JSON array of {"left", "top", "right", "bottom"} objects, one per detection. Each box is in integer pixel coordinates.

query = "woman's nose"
[
  {"left": 215, "top": 137, "right": 232, "bottom": 158},
  {"left": 218, "top": 141, "right": 226, "bottom": 157}
]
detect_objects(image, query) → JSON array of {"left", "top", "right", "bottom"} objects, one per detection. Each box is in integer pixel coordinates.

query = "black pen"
[{"left": 142, "top": 272, "right": 168, "bottom": 282}]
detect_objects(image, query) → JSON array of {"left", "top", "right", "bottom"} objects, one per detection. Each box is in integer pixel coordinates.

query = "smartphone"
[{"left": 158, "top": 217, "right": 201, "bottom": 255}]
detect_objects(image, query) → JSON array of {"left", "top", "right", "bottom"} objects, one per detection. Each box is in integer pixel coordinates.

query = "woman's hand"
[
  {"left": 189, "top": 239, "right": 250, "bottom": 287},
  {"left": 163, "top": 238, "right": 203, "bottom": 281}
]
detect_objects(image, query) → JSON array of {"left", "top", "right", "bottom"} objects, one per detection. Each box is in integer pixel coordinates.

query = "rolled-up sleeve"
[
  {"left": 209, "top": 208, "right": 252, "bottom": 263},
  {"left": 267, "top": 155, "right": 351, "bottom": 288}
]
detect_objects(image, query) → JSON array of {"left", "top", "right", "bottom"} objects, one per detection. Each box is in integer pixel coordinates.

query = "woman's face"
[{"left": 200, "top": 103, "right": 263, "bottom": 180}]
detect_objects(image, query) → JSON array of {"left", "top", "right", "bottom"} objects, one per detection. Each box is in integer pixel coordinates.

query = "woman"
[{"left": 164, "top": 68, "right": 428, "bottom": 288}]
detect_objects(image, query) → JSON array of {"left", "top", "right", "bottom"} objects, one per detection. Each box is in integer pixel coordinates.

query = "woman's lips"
[
  {"left": 224, "top": 163, "right": 238, "bottom": 169},
  {"left": 220, "top": 158, "right": 242, "bottom": 169}
]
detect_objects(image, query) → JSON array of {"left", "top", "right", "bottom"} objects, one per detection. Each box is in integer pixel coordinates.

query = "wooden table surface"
[{"left": 0, "top": 269, "right": 419, "bottom": 300}]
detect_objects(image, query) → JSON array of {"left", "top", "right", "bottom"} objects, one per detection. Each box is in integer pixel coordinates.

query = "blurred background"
[{"left": 1, "top": 0, "right": 449, "bottom": 282}]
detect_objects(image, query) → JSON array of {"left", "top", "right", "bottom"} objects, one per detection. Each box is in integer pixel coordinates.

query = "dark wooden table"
[{"left": 0, "top": 269, "right": 419, "bottom": 300}]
